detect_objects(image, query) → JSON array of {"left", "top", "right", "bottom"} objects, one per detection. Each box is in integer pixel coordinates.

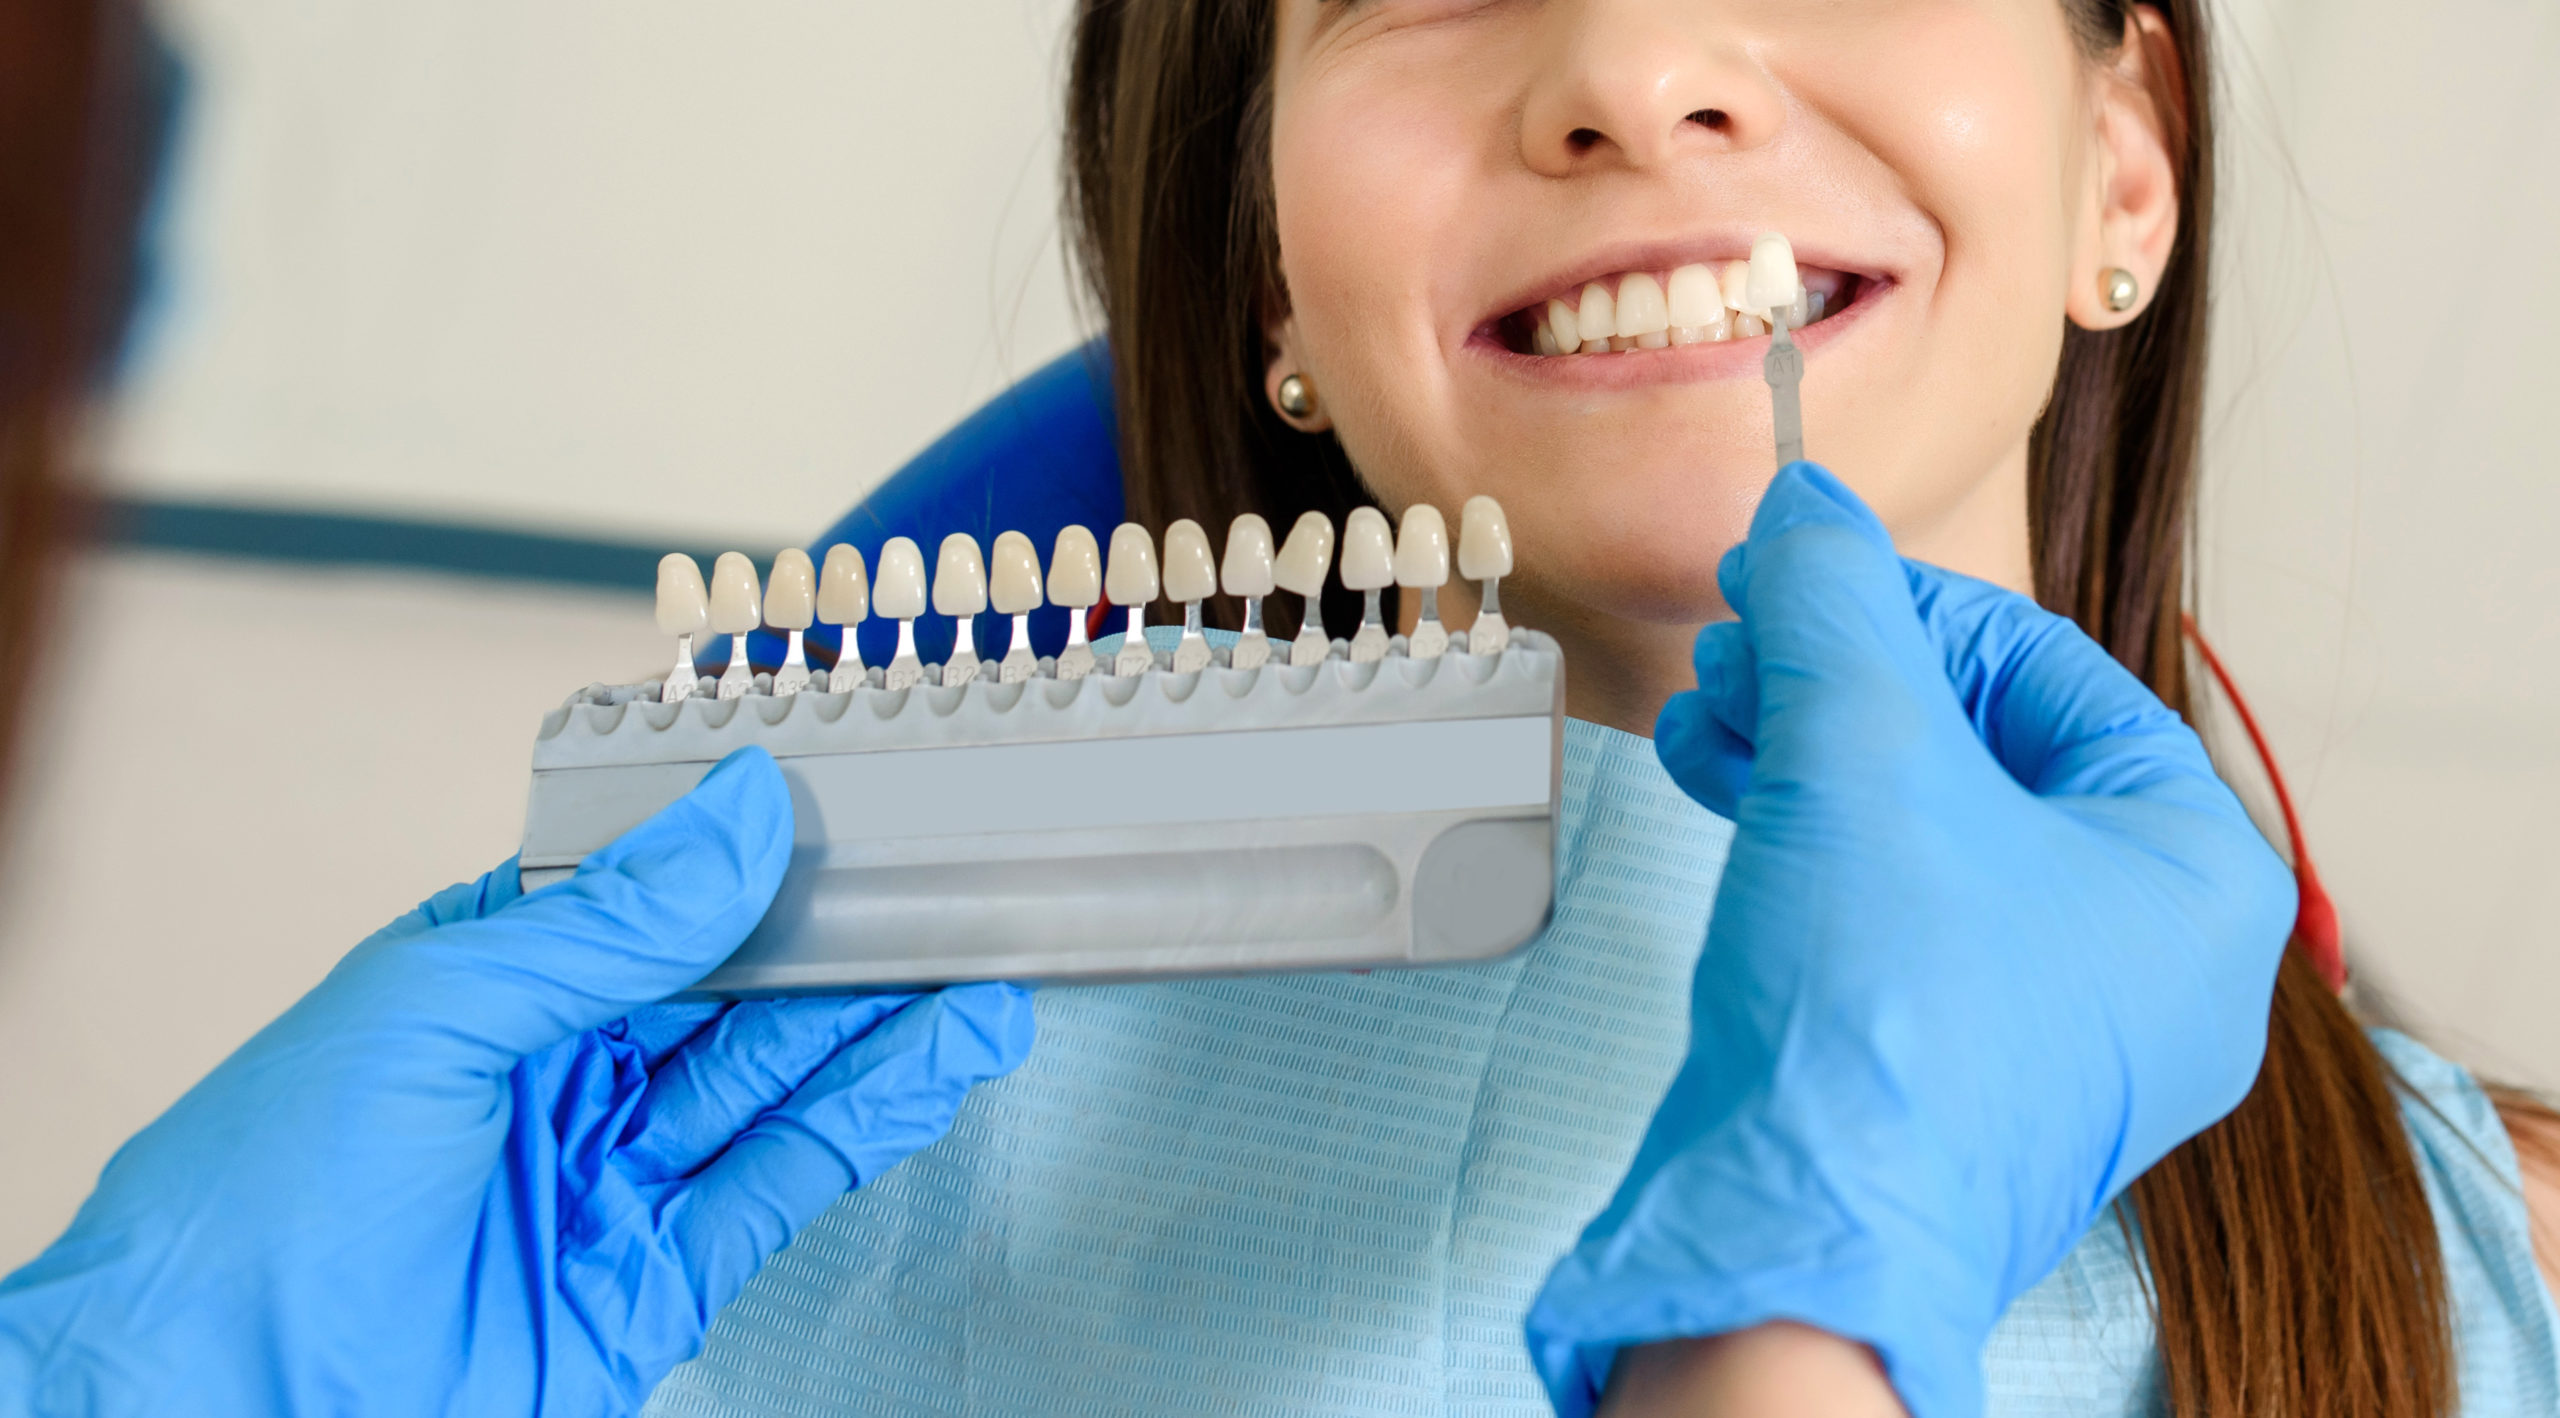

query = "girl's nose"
[{"left": 1516, "top": 0, "right": 1784, "bottom": 177}]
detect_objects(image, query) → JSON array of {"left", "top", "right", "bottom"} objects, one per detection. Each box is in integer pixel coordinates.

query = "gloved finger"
[
  {"left": 1654, "top": 691, "right": 1753, "bottom": 820},
  {"left": 1688, "top": 618, "right": 1760, "bottom": 746},
  {"left": 667, "top": 981, "right": 1036, "bottom": 1310},
  {"left": 368, "top": 746, "right": 793, "bottom": 1063},
  {"left": 354, "top": 858, "right": 529, "bottom": 951},
  {"left": 1716, "top": 464, "right": 1949, "bottom": 774},
  {"left": 617, "top": 993, "right": 919, "bottom": 1184},
  {"left": 1900, "top": 561, "right": 2220, "bottom": 802}
]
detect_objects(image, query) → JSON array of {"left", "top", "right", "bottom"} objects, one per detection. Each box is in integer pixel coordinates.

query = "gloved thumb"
[
  {"left": 1712, "top": 463, "right": 1947, "bottom": 778},
  {"left": 360, "top": 746, "right": 793, "bottom": 1064}
]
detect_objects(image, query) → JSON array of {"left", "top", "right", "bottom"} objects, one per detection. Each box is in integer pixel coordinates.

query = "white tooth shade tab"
[
  {"left": 818, "top": 544, "right": 868, "bottom": 623},
  {"left": 1393, "top": 505, "right": 1450, "bottom": 587},
  {"left": 1613, "top": 273, "right": 1669, "bottom": 338},
  {"left": 1747, "top": 233, "right": 1802, "bottom": 315},
  {"left": 1106, "top": 523, "right": 1160, "bottom": 605},
  {"left": 764, "top": 548, "right": 817, "bottom": 630},
  {"left": 989, "top": 531, "right": 1043, "bottom": 615},
  {"left": 1273, "top": 512, "right": 1334, "bottom": 596},
  {"left": 1161, "top": 520, "right": 1217, "bottom": 604},
  {"left": 709, "top": 553, "right": 763, "bottom": 634},
  {"left": 656, "top": 554, "right": 709, "bottom": 636},
  {"left": 1221, "top": 514, "right": 1275, "bottom": 598},
  {"left": 933, "top": 534, "right": 989, "bottom": 617},
  {"left": 1338, "top": 508, "right": 1395, "bottom": 591},
  {"left": 873, "top": 538, "right": 929, "bottom": 620},
  {"left": 1575, "top": 283, "right": 1615, "bottom": 350},
  {"left": 1667, "top": 264, "right": 1725, "bottom": 332},
  {"left": 1047, "top": 525, "right": 1102, "bottom": 607},
  {"left": 1544, "top": 298, "right": 1580, "bottom": 354},
  {"left": 1458, "top": 496, "right": 1513, "bottom": 580}
]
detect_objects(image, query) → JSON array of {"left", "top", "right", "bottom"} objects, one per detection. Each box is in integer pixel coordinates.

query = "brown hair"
[{"left": 1065, "top": 1, "right": 2459, "bottom": 1413}]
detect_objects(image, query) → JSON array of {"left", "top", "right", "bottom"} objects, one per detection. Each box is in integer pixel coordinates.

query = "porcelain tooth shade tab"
[
  {"left": 1458, "top": 494, "right": 1513, "bottom": 656},
  {"left": 1047, "top": 524, "right": 1103, "bottom": 680},
  {"left": 819, "top": 545, "right": 869, "bottom": 624},
  {"left": 1394, "top": 505, "right": 1452, "bottom": 657},
  {"left": 931, "top": 534, "right": 990, "bottom": 684},
  {"left": 709, "top": 552, "right": 762, "bottom": 633},
  {"left": 873, "top": 538, "right": 929, "bottom": 619},
  {"left": 1339, "top": 507, "right": 1394, "bottom": 663},
  {"left": 1160, "top": 519, "right": 1218, "bottom": 673},
  {"left": 1221, "top": 515, "right": 1275, "bottom": 598},
  {"left": 708, "top": 552, "right": 763, "bottom": 700},
  {"left": 1221, "top": 514, "right": 1277, "bottom": 670},
  {"left": 875, "top": 536, "right": 929, "bottom": 690},
  {"left": 1161, "top": 520, "right": 1217, "bottom": 605},
  {"left": 1752, "top": 231, "right": 1809, "bottom": 467},
  {"left": 1458, "top": 496, "right": 1513, "bottom": 581},
  {"left": 1338, "top": 508, "right": 1394, "bottom": 592},
  {"left": 989, "top": 530, "right": 1044, "bottom": 682},
  {"left": 1273, "top": 512, "right": 1334, "bottom": 598},
  {"left": 1106, "top": 523, "right": 1161, "bottom": 676},
  {"left": 819, "top": 544, "right": 869, "bottom": 689},
  {"left": 1746, "top": 232, "right": 1802, "bottom": 317},
  {"left": 763, "top": 548, "right": 818, "bottom": 695},
  {"left": 1047, "top": 525, "right": 1102, "bottom": 608},
  {"left": 989, "top": 532, "right": 1043, "bottom": 615},
  {"left": 1274, "top": 511, "right": 1335, "bottom": 667},
  {"left": 655, "top": 553, "right": 709, "bottom": 703}
]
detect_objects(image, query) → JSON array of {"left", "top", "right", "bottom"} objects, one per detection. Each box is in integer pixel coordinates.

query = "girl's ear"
[
  {"left": 2066, "top": 4, "right": 2184, "bottom": 331},
  {"left": 1263, "top": 312, "right": 1334, "bottom": 432}
]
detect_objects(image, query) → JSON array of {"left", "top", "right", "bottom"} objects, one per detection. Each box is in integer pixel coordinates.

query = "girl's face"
[{"left": 1265, "top": 0, "right": 2181, "bottom": 727}]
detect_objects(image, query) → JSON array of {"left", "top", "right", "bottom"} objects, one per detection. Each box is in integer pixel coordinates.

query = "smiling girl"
[{"left": 1027, "top": 0, "right": 2557, "bottom": 1413}]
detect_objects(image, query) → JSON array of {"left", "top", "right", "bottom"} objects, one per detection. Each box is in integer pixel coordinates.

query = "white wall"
[
  {"left": 101, "top": 0, "right": 1086, "bottom": 547},
  {"left": 2195, "top": 0, "right": 2560, "bottom": 1082}
]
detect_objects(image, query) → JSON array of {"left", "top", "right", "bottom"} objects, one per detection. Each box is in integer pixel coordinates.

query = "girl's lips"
[{"left": 1465, "top": 275, "right": 1889, "bottom": 388}]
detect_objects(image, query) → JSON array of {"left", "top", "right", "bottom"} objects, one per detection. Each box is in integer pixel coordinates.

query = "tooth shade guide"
[{"left": 656, "top": 553, "right": 710, "bottom": 703}]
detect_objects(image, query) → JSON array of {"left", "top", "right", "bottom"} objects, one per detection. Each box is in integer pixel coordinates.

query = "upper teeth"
[{"left": 1531, "top": 257, "right": 1838, "bottom": 356}]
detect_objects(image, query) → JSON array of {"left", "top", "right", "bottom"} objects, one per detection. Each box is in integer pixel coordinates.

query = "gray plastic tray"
[{"left": 519, "top": 631, "right": 1564, "bottom": 996}]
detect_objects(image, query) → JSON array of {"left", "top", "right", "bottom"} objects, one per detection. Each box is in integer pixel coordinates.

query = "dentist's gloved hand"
[
  {"left": 1526, "top": 466, "right": 2294, "bottom": 1418},
  {"left": 0, "top": 747, "right": 1033, "bottom": 1418}
]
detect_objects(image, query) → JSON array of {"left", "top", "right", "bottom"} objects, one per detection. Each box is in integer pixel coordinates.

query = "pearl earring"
[
  {"left": 2102, "top": 268, "right": 2140, "bottom": 314},
  {"left": 1275, "top": 373, "right": 1317, "bottom": 420}
]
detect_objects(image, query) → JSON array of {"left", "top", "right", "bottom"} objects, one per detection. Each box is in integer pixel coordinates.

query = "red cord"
[{"left": 2180, "top": 614, "right": 2346, "bottom": 992}]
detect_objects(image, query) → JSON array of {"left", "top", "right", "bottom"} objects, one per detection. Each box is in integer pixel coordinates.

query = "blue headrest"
[{"left": 745, "top": 340, "right": 1124, "bottom": 670}]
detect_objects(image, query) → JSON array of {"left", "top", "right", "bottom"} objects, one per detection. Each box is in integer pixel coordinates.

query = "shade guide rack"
[{"left": 520, "top": 499, "right": 1558, "bottom": 997}]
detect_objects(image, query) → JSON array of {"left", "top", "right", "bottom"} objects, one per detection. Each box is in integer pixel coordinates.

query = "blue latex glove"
[
  {"left": 1525, "top": 466, "right": 2293, "bottom": 1418},
  {"left": 0, "top": 747, "right": 1033, "bottom": 1417}
]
